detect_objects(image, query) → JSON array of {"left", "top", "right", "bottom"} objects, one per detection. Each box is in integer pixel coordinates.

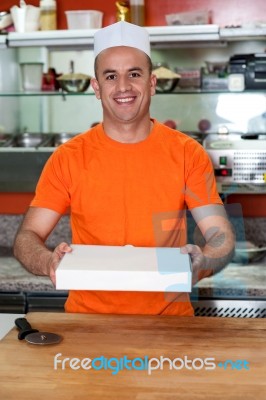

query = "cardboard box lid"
[{"left": 56, "top": 244, "right": 192, "bottom": 292}]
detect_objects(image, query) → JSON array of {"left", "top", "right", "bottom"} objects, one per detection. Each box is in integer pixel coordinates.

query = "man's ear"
[
  {"left": 150, "top": 73, "right": 157, "bottom": 97},
  {"left": 91, "top": 78, "right": 101, "bottom": 99}
]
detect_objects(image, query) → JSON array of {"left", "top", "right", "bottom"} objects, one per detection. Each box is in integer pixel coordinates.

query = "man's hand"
[
  {"left": 47, "top": 242, "right": 72, "bottom": 286},
  {"left": 180, "top": 244, "right": 208, "bottom": 285}
]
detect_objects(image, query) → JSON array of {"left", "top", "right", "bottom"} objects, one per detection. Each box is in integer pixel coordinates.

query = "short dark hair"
[{"left": 94, "top": 51, "right": 153, "bottom": 79}]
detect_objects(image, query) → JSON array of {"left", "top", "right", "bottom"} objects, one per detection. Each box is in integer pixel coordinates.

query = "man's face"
[{"left": 91, "top": 46, "right": 157, "bottom": 125}]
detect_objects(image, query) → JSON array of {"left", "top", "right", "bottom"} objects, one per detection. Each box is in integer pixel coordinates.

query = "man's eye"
[
  {"left": 106, "top": 74, "right": 116, "bottom": 80},
  {"left": 130, "top": 72, "right": 141, "bottom": 78}
]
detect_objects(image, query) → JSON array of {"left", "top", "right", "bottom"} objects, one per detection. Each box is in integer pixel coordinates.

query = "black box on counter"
[{"left": 229, "top": 53, "right": 266, "bottom": 89}]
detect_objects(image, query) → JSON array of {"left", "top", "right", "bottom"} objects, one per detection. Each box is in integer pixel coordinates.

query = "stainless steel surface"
[
  {"left": 0, "top": 132, "right": 75, "bottom": 149},
  {"left": 0, "top": 133, "right": 77, "bottom": 191},
  {"left": 15, "top": 317, "right": 62, "bottom": 345},
  {"left": 57, "top": 74, "right": 91, "bottom": 93},
  {"left": 0, "top": 151, "right": 52, "bottom": 192},
  {"left": 25, "top": 331, "right": 62, "bottom": 345},
  {"left": 53, "top": 132, "right": 76, "bottom": 146},
  {"left": 234, "top": 241, "right": 266, "bottom": 263},
  {"left": 15, "top": 133, "right": 52, "bottom": 148},
  {"left": 192, "top": 300, "right": 266, "bottom": 318},
  {"left": 203, "top": 133, "right": 266, "bottom": 193}
]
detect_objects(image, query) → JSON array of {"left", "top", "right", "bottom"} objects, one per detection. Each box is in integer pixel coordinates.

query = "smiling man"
[
  {"left": 14, "top": 22, "right": 235, "bottom": 316},
  {"left": 91, "top": 48, "right": 155, "bottom": 143}
]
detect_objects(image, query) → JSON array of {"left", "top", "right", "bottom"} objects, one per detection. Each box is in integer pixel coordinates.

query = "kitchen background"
[
  {"left": 0, "top": 0, "right": 266, "bottom": 215},
  {"left": 0, "top": 0, "right": 265, "bottom": 313},
  {"left": 2, "top": 0, "right": 266, "bottom": 29}
]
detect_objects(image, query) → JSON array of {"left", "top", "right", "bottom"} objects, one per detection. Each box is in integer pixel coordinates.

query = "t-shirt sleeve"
[
  {"left": 30, "top": 148, "right": 71, "bottom": 214},
  {"left": 184, "top": 140, "right": 223, "bottom": 209}
]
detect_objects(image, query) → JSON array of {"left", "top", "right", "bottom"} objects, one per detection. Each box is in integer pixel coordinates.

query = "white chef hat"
[{"left": 94, "top": 21, "right": 150, "bottom": 58}]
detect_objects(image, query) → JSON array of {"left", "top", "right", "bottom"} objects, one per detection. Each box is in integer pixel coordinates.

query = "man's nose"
[{"left": 117, "top": 76, "right": 132, "bottom": 92}]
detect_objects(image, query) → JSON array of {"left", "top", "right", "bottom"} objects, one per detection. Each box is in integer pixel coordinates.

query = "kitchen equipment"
[
  {"left": 202, "top": 73, "right": 229, "bottom": 90},
  {"left": 57, "top": 74, "right": 91, "bottom": 92},
  {"left": 205, "top": 60, "right": 228, "bottom": 73},
  {"left": 40, "top": 0, "right": 57, "bottom": 31},
  {"left": 130, "top": 0, "right": 145, "bottom": 26},
  {"left": 20, "top": 62, "right": 44, "bottom": 91},
  {"left": 10, "top": 2, "right": 40, "bottom": 33},
  {"left": 57, "top": 60, "right": 91, "bottom": 93},
  {"left": 0, "top": 133, "right": 14, "bottom": 147},
  {"left": 153, "top": 66, "right": 180, "bottom": 93},
  {"left": 233, "top": 241, "right": 266, "bottom": 263},
  {"left": 65, "top": 10, "right": 103, "bottom": 29},
  {"left": 54, "top": 132, "right": 76, "bottom": 146},
  {"left": 228, "top": 73, "right": 245, "bottom": 91},
  {"left": 203, "top": 133, "right": 266, "bottom": 193},
  {"left": 229, "top": 53, "right": 266, "bottom": 89},
  {"left": 15, "top": 317, "right": 62, "bottom": 345},
  {"left": 245, "top": 53, "right": 266, "bottom": 89},
  {"left": 15, "top": 132, "right": 51, "bottom": 147},
  {"left": 165, "top": 10, "right": 210, "bottom": 25},
  {"left": 228, "top": 53, "right": 248, "bottom": 74},
  {"left": 175, "top": 68, "right": 201, "bottom": 89},
  {"left": 155, "top": 77, "right": 180, "bottom": 93},
  {"left": 1, "top": 132, "right": 75, "bottom": 148},
  {"left": 41, "top": 67, "right": 60, "bottom": 91}
]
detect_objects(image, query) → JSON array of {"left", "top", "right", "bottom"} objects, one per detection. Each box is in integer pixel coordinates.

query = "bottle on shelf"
[
  {"left": 130, "top": 0, "right": 145, "bottom": 26},
  {"left": 40, "top": 0, "right": 57, "bottom": 31}
]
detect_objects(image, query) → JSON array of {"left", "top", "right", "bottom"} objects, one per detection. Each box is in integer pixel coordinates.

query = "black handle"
[{"left": 15, "top": 318, "right": 39, "bottom": 340}]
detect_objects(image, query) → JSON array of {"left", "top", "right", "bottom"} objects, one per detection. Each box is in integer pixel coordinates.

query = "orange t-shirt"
[{"left": 31, "top": 119, "right": 222, "bottom": 315}]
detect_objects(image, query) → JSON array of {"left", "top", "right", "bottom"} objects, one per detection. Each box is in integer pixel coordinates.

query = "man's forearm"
[
  {"left": 199, "top": 229, "right": 235, "bottom": 279},
  {"left": 13, "top": 230, "right": 53, "bottom": 276}
]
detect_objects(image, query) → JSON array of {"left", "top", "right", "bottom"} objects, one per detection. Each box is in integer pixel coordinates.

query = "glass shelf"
[
  {"left": 0, "top": 91, "right": 94, "bottom": 97},
  {"left": 1, "top": 89, "right": 265, "bottom": 97}
]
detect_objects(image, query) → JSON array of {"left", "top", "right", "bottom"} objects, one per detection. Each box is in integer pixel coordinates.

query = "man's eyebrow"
[
  {"left": 102, "top": 69, "right": 116, "bottom": 75},
  {"left": 128, "top": 67, "right": 143, "bottom": 72},
  {"left": 102, "top": 67, "right": 143, "bottom": 75}
]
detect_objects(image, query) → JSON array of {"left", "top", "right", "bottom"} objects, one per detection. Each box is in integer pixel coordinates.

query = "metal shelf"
[
  {"left": 4, "top": 25, "right": 266, "bottom": 49},
  {"left": 220, "top": 26, "right": 266, "bottom": 40},
  {"left": 7, "top": 29, "right": 96, "bottom": 48},
  {"left": 7, "top": 25, "right": 220, "bottom": 48},
  {"left": 3, "top": 24, "right": 266, "bottom": 49}
]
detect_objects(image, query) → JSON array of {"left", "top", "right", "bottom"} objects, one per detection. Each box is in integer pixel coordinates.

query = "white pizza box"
[{"left": 56, "top": 244, "right": 192, "bottom": 292}]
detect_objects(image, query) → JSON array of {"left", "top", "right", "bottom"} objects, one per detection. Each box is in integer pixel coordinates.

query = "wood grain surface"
[{"left": 0, "top": 312, "right": 266, "bottom": 400}]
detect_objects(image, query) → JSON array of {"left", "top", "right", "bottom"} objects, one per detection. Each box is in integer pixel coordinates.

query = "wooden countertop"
[{"left": 0, "top": 312, "right": 266, "bottom": 400}]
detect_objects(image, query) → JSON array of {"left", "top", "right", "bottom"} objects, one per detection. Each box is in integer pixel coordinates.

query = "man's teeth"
[{"left": 116, "top": 97, "right": 134, "bottom": 103}]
